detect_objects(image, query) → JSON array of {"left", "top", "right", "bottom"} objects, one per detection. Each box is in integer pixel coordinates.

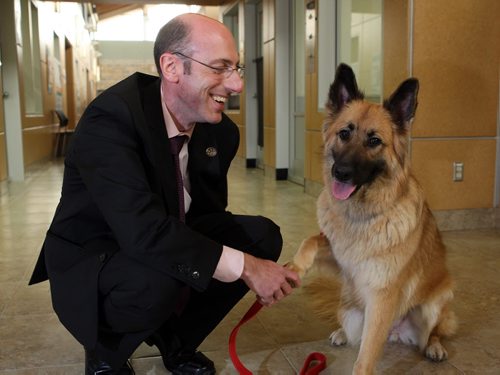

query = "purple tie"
[{"left": 170, "top": 135, "right": 187, "bottom": 222}]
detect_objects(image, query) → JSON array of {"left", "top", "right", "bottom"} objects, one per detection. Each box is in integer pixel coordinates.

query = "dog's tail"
[{"left": 303, "top": 276, "right": 342, "bottom": 327}]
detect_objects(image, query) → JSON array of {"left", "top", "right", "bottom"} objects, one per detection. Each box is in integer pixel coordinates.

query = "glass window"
[
  {"left": 21, "top": 0, "right": 43, "bottom": 115},
  {"left": 317, "top": 0, "right": 336, "bottom": 111},
  {"left": 337, "top": 0, "right": 383, "bottom": 103},
  {"left": 317, "top": 0, "right": 383, "bottom": 110}
]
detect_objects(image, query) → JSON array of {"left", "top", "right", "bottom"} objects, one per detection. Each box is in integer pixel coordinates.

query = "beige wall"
[
  {"left": 96, "top": 40, "right": 156, "bottom": 92},
  {"left": 409, "top": 0, "right": 499, "bottom": 211},
  {"left": 98, "top": 60, "right": 157, "bottom": 92}
]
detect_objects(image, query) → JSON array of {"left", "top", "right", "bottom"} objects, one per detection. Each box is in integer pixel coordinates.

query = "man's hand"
[{"left": 240, "top": 253, "right": 301, "bottom": 306}]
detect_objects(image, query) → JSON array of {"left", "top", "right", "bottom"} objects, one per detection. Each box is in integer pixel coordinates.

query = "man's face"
[{"left": 173, "top": 29, "right": 243, "bottom": 127}]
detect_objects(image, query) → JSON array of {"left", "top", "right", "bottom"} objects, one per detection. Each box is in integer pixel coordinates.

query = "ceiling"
[
  {"left": 49, "top": 0, "right": 233, "bottom": 20},
  {"left": 53, "top": 0, "right": 232, "bottom": 3}
]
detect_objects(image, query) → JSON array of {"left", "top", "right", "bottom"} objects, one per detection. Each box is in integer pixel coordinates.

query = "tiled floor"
[{"left": 0, "top": 159, "right": 499, "bottom": 374}]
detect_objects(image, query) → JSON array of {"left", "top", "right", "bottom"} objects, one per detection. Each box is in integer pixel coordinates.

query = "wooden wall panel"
[
  {"left": 0, "top": 65, "right": 5, "bottom": 181},
  {"left": 236, "top": 124, "right": 246, "bottom": 158},
  {"left": 411, "top": 139, "right": 496, "bottom": 210},
  {"left": 382, "top": 0, "right": 409, "bottom": 97},
  {"left": 22, "top": 127, "right": 55, "bottom": 166},
  {"left": 304, "top": 0, "right": 324, "bottom": 183},
  {"left": 263, "top": 40, "right": 275, "bottom": 129},
  {"left": 264, "top": 127, "right": 275, "bottom": 168},
  {"left": 306, "top": 131, "right": 323, "bottom": 183},
  {"left": 0, "top": 135, "right": 7, "bottom": 181},
  {"left": 411, "top": 0, "right": 499, "bottom": 138}
]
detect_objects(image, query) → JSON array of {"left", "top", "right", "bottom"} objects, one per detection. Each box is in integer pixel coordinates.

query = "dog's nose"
[{"left": 333, "top": 164, "right": 353, "bottom": 182}]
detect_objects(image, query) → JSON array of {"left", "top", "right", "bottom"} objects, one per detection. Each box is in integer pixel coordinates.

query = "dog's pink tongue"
[{"left": 332, "top": 180, "right": 357, "bottom": 200}]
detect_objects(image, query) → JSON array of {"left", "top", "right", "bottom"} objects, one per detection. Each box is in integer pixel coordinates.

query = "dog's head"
[{"left": 323, "top": 63, "right": 419, "bottom": 201}]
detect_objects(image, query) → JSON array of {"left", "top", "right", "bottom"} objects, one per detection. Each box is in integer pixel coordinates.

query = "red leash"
[{"left": 229, "top": 300, "right": 327, "bottom": 374}]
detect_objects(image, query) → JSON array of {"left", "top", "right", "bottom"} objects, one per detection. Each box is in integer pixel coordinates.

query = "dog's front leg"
[
  {"left": 353, "top": 290, "right": 400, "bottom": 375},
  {"left": 286, "top": 233, "right": 330, "bottom": 277}
]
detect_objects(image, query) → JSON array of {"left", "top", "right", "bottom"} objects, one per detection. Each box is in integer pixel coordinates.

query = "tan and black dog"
[{"left": 287, "top": 64, "right": 457, "bottom": 375}]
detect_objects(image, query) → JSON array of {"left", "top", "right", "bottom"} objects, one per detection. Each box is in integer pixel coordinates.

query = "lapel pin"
[{"left": 206, "top": 147, "right": 217, "bottom": 157}]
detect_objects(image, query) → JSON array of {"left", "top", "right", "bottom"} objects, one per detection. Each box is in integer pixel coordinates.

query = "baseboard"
[
  {"left": 246, "top": 158, "right": 256, "bottom": 168},
  {"left": 433, "top": 208, "right": 500, "bottom": 231},
  {"left": 260, "top": 166, "right": 289, "bottom": 181},
  {"left": 275, "top": 168, "right": 288, "bottom": 181}
]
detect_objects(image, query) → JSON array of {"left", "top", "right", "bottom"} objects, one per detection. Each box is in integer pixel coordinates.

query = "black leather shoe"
[
  {"left": 85, "top": 349, "right": 135, "bottom": 375},
  {"left": 145, "top": 332, "right": 215, "bottom": 375}
]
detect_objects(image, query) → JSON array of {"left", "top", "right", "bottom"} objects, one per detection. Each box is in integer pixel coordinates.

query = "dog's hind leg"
[
  {"left": 287, "top": 233, "right": 331, "bottom": 277},
  {"left": 410, "top": 302, "right": 457, "bottom": 362},
  {"left": 426, "top": 306, "right": 457, "bottom": 361}
]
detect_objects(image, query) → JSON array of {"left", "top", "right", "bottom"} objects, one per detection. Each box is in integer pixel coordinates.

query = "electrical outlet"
[{"left": 453, "top": 162, "right": 464, "bottom": 181}]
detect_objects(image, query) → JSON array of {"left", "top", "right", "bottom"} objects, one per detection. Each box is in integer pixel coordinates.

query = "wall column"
[{"left": 0, "top": 0, "right": 25, "bottom": 181}]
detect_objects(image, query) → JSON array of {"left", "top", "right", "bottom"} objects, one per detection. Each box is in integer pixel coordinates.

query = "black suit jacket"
[{"left": 29, "top": 72, "right": 240, "bottom": 346}]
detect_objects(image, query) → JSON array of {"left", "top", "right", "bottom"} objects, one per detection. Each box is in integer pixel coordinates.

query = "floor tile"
[{"left": 0, "top": 159, "right": 499, "bottom": 374}]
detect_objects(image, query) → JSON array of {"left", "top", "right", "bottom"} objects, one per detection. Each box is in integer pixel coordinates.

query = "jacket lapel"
[
  {"left": 188, "top": 124, "right": 220, "bottom": 177},
  {"left": 188, "top": 123, "right": 221, "bottom": 191},
  {"left": 141, "top": 79, "right": 180, "bottom": 219}
]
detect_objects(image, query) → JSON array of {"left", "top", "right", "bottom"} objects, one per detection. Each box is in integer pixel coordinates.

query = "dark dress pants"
[{"left": 94, "top": 212, "right": 282, "bottom": 368}]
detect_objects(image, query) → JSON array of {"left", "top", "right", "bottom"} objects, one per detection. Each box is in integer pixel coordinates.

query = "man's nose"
[{"left": 225, "top": 72, "right": 243, "bottom": 94}]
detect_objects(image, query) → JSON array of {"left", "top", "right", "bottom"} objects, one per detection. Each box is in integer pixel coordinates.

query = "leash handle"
[
  {"left": 229, "top": 300, "right": 327, "bottom": 374},
  {"left": 299, "top": 352, "right": 327, "bottom": 375}
]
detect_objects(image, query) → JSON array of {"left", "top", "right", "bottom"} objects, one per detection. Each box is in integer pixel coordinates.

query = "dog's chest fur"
[{"left": 316, "top": 187, "right": 424, "bottom": 290}]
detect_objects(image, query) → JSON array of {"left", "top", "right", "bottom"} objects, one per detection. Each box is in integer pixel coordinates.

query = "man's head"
[
  {"left": 155, "top": 13, "right": 244, "bottom": 129},
  {"left": 153, "top": 16, "right": 191, "bottom": 76}
]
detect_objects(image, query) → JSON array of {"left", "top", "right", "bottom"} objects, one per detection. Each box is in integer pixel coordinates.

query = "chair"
[{"left": 53, "top": 110, "right": 74, "bottom": 157}]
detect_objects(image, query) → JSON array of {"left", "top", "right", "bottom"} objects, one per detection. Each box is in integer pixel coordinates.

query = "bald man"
[{"left": 30, "top": 13, "right": 300, "bottom": 375}]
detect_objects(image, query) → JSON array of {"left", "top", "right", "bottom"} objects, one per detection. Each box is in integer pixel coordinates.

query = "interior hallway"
[{"left": 0, "top": 158, "right": 499, "bottom": 374}]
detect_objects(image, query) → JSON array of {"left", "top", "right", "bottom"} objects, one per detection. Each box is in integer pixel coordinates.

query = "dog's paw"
[
  {"left": 388, "top": 318, "right": 417, "bottom": 346},
  {"left": 329, "top": 328, "right": 348, "bottom": 346},
  {"left": 425, "top": 342, "right": 448, "bottom": 362},
  {"left": 284, "top": 262, "right": 305, "bottom": 278}
]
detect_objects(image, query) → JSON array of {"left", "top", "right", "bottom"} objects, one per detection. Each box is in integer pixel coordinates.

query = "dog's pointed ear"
[
  {"left": 384, "top": 78, "right": 419, "bottom": 131},
  {"left": 326, "top": 63, "right": 364, "bottom": 115}
]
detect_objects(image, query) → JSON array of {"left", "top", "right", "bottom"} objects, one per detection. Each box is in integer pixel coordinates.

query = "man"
[{"left": 29, "top": 13, "right": 300, "bottom": 375}]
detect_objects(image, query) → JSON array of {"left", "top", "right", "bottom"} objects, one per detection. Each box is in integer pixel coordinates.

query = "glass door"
[{"left": 288, "top": 0, "right": 306, "bottom": 185}]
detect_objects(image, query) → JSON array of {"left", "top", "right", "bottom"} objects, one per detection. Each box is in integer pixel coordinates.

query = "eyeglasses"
[{"left": 172, "top": 51, "right": 245, "bottom": 79}]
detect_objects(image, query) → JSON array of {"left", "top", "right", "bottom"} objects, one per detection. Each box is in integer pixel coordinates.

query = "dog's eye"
[
  {"left": 367, "top": 137, "right": 382, "bottom": 148},
  {"left": 338, "top": 129, "right": 350, "bottom": 141}
]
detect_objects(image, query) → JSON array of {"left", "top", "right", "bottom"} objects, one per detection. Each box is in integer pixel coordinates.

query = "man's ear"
[{"left": 159, "top": 53, "right": 180, "bottom": 83}]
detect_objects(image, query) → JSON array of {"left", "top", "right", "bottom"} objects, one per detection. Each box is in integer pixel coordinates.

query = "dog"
[{"left": 287, "top": 64, "right": 457, "bottom": 375}]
